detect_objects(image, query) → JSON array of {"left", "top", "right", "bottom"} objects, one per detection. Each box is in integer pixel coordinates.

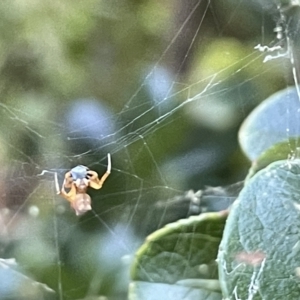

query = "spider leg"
[
  {"left": 54, "top": 172, "right": 61, "bottom": 195},
  {"left": 55, "top": 172, "right": 77, "bottom": 203},
  {"left": 63, "top": 171, "right": 73, "bottom": 188},
  {"left": 88, "top": 153, "right": 111, "bottom": 190},
  {"left": 60, "top": 181, "right": 77, "bottom": 203},
  {"left": 107, "top": 153, "right": 111, "bottom": 173}
]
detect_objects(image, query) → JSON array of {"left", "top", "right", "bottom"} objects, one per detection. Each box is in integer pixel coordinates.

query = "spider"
[{"left": 55, "top": 154, "right": 111, "bottom": 216}]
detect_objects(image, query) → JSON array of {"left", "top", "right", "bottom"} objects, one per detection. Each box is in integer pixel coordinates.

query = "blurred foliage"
[{"left": 0, "top": 0, "right": 296, "bottom": 299}]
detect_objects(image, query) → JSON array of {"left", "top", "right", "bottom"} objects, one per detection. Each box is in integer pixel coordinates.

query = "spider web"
[{"left": 0, "top": 0, "right": 297, "bottom": 299}]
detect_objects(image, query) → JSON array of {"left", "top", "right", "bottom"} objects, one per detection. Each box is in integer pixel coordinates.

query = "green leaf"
[
  {"left": 129, "top": 212, "right": 227, "bottom": 300},
  {"left": 129, "top": 281, "right": 221, "bottom": 300},
  {"left": 218, "top": 159, "right": 300, "bottom": 299},
  {"left": 246, "top": 138, "right": 299, "bottom": 179},
  {"left": 239, "top": 86, "right": 300, "bottom": 161}
]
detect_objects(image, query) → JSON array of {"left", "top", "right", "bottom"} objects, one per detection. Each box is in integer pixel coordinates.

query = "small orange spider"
[{"left": 55, "top": 154, "right": 111, "bottom": 216}]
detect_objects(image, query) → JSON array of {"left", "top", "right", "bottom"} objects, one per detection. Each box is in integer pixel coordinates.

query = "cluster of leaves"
[
  {"left": 129, "top": 86, "right": 300, "bottom": 299},
  {"left": 0, "top": 1, "right": 297, "bottom": 299}
]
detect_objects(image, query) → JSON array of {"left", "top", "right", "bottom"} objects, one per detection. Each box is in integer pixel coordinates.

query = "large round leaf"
[
  {"left": 129, "top": 212, "right": 227, "bottom": 300},
  {"left": 218, "top": 159, "right": 300, "bottom": 299},
  {"left": 239, "top": 87, "right": 300, "bottom": 161}
]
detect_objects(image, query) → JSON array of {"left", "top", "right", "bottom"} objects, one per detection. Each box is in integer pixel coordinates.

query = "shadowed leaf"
[{"left": 129, "top": 212, "right": 227, "bottom": 300}]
